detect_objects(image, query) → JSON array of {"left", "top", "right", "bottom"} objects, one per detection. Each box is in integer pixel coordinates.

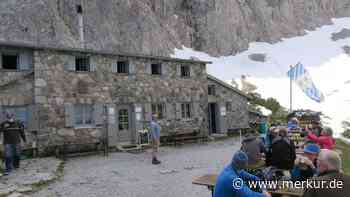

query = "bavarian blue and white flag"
[{"left": 287, "top": 63, "right": 325, "bottom": 103}]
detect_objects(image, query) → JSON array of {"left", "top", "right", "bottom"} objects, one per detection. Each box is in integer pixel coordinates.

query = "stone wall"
[
  {"left": 33, "top": 49, "right": 208, "bottom": 152},
  {"left": 208, "top": 77, "right": 249, "bottom": 131}
]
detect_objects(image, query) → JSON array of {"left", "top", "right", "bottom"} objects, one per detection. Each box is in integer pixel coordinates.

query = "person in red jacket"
[{"left": 307, "top": 127, "right": 335, "bottom": 150}]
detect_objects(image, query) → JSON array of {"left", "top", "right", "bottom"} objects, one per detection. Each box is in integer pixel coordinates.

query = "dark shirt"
[
  {"left": 0, "top": 120, "right": 26, "bottom": 144},
  {"left": 270, "top": 136, "right": 296, "bottom": 170},
  {"left": 303, "top": 170, "right": 350, "bottom": 197}
]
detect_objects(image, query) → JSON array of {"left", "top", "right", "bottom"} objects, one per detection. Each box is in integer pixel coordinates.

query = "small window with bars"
[
  {"left": 151, "top": 103, "right": 166, "bottom": 119},
  {"left": 226, "top": 102, "right": 232, "bottom": 112},
  {"left": 208, "top": 85, "right": 216, "bottom": 96},
  {"left": 118, "top": 109, "right": 129, "bottom": 130},
  {"left": 1, "top": 54, "right": 18, "bottom": 70},
  {"left": 75, "top": 57, "right": 90, "bottom": 72},
  {"left": 117, "top": 61, "right": 129, "bottom": 74},
  {"left": 181, "top": 103, "right": 192, "bottom": 119},
  {"left": 151, "top": 63, "right": 162, "bottom": 75},
  {"left": 181, "top": 65, "right": 190, "bottom": 77}
]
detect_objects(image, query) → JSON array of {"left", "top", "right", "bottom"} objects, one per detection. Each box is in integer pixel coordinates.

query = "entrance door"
[
  {"left": 116, "top": 105, "right": 134, "bottom": 144},
  {"left": 208, "top": 103, "right": 218, "bottom": 134}
]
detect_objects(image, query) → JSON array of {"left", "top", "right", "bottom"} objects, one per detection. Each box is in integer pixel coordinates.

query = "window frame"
[
  {"left": 151, "top": 63, "right": 162, "bottom": 75},
  {"left": 151, "top": 103, "right": 166, "bottom": 119},
  {"left": 1, "top": 53, "right": 19, "bottom": 70},
  {"left": 208, "top": 85, "right": 216, "bottom": 96},
  {"left": 74, "top": 104, "right": 94, "bottom": 127},
  {"left": 181, "top": 103, "right": 192, "bottom": 119},
  {"left": 118, "top": 109, "right": 129, "bottom": 130},
  {"left": 75, "top": 56, "right": 91, "bottom": 72},
  {"left": 226, "top": 102, "right": 232, "bottom": 112},
  {"left": 180, "top": 65, "right": 191, "bottom": 78}
]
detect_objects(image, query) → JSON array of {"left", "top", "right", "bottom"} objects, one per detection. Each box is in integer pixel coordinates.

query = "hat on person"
[
  {"left": 304, "top": 144, "right": 321, "bottom": 154},
  {"left": 5, "top": 112, "right": 14, "bottom": 120},
  {"left": 231, "top": 151, "right": 248, "bottom": 169}
]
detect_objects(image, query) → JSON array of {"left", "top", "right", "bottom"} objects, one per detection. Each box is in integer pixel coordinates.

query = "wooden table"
[
  {"left": 193, "top": 174, "right": 304, "bottom": 197},
  {"left": 192, "top": 174, "right": 217, "bottom": 196}
]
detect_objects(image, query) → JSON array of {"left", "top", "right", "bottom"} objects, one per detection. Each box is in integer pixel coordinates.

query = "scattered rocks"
[
  {"left": 331, "top": 29, "right": 350, "bottom": 41},
  {"left": 159, "top": 169, "right": 179, "bottom": 174},
  {"left": 343, "top": 46, "right": 350, "bottom": 55},
  {"left": 248, "top": 53, "right": 267, "bottom": 62}
]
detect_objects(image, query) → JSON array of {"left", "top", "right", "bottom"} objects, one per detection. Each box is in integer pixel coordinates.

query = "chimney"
[{"left": 76, "top": 3, "right": 84, "bottom": 48}]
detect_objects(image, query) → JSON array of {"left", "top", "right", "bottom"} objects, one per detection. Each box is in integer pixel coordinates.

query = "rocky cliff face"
[{"left": 1, "top": 0, "right": 350, "bottom": 56}]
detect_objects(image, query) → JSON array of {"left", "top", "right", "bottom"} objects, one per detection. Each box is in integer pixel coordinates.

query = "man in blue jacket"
[{"left": 214, "top": 151, "right": 271, "bottom": 197}]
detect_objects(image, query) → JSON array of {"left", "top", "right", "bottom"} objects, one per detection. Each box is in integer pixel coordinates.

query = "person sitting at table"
[
  {"left": 291, "top": 144, "right": 320, "bottom": 181},
  {"left": 270, "top": 128, "right": 296, "bottom": 170},
  {"left": 307, "top": 127, "right": 335, "bottom": 150},
  {"left": 241, "top": 130, "right": 265, "bottom": 165},
  {"left": 303, "top": 149, "right": 350, "bottom": 197},
  {"left": 214, "top": 151, "right": 272, "bottom": 197}
]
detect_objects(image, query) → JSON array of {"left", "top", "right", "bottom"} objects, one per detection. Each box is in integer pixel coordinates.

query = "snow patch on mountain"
[{"left": 172, "top": 17, "right": 350, "bottom": 136}]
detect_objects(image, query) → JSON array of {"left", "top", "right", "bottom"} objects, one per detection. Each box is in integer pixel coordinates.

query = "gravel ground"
[{"left": 33, "top": 138, "right": 241, "bottom": 197}]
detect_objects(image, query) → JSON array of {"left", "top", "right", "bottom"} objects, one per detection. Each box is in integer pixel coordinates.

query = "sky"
[{"left": 172, "top": 17, "right": 350, "bottom": 136}]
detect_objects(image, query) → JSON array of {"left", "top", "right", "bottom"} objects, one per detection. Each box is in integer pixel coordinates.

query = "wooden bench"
[
  {"left": 55, "top": 141, "right": 106, "bottom": 159},
  {"left": 193, "top": 174, "right": 303, "bottom": 197},
  {"left": 168, "top": 129, "right": 207, "bottom": 146}
]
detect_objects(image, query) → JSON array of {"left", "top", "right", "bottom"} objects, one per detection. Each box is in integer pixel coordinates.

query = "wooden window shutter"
[
  {"left": 176, "top": 65, "right": 181, "bottom": 77},
  {"left": 19, "top": 51, "right": 33, "bottom": 70},
  {"left": 166, "top": 103, "right": 174, "bottom": 120},
  {"left": 27, "top": 105, "right": 39, "bottom": 131},
  {"left": 175, "top": 103, "right": 181, "bottom": 120},
  {"left": 94, "top": 103, "right": 104, "bottom": 126},
  {"left": 90, "top": 57, "right": 96, "bottom": 71},
  {"left": 146, "top": 64, "right": 152, "bottom": 74},
  {"left": 144, "top": 103, "right": 152, "bottom": 121},
  {"left": 64, "top": 56, "right": 76, "bottom": 71},
  {"left": 0, "top": 105, "right": 4, "bottom": 123},
  {"left": 112, "top": 62, "right": 118, "bottom": 73},
  {"left": 64, "top": 103, "right": 74, "bottom": 127},
  {"left": 129, "top": 62, "right": 136, "bottom": 74},
  {"left": 193, "top": 102, "right": 200, "bottom": 117}
]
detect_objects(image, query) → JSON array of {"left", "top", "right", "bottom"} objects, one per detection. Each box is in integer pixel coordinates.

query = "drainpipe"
[{"left": 77, "top": 1, "right": 85, "bottom": 48}]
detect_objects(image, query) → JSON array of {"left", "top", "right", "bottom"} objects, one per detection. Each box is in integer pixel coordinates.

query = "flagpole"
[{"left": 290, "top": 65, "right": 293, "bottom": 112}]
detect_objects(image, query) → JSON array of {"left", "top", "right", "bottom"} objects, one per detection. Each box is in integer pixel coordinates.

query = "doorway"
[{"left": 208, "top": 103, "right": 219, "bottom": 134}]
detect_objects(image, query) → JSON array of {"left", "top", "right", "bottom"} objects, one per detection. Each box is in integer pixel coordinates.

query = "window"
[
  {"left": 117, "top": 61, "right": 129, "bottom": 74},
  {"left": 76, "top": 5, "right": 83, "bottom": 14},
  {"left": 181, "top": 103, "right": 192, "bottom": 119},
  {"left": 151, "top": 103, "right": 166, "bottom": 119},
  {"left": 2, "top": 106, "right": 28, "bottom": 127},
  {"left": 181, "top": 65, "right": 190, "bottom": 77},
  {"left": 74, "top": 104, "right": 94, "bottom": 126},
  {"left": 151, "top": 63, "right": 162, "bottom": 75},
  {"left": 208, "top": 85, "right": 216, "bottom": 96},
  {"left": 75, "top": 57, "right": 90, "bottom": 72},
  {"left": 118, "top": 109, "right": 129, "bottom": 130},
  {"left": 226, "top": 102, "right": 232, "bottom": 112},
  {"left": 2, "top": 54, "right": 18, "bottom": 70}
]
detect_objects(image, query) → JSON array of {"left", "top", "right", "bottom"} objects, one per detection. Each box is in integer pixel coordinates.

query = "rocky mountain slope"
[{"left": 1, "top": 0, "right": 350, "bottom": 56}]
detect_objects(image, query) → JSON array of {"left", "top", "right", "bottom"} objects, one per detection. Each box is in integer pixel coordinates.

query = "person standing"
[
  {"left": 0, "top": 113, "right": 26, "bottom": 175},
  {"left": 150, "top": 114, "right": 161, "bottom": 165},
  {"left": 256, "top": 115, "right": 268, "bottom": 145}
]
